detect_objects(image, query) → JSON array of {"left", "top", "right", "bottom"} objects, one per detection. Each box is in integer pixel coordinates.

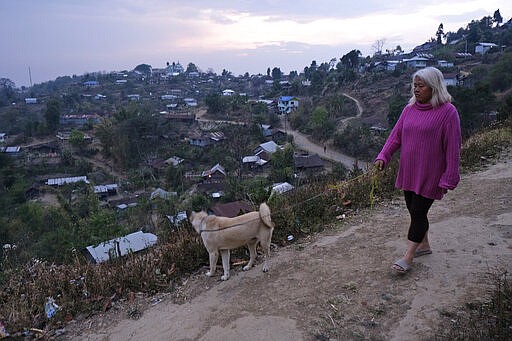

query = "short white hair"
[{"left": 408, "top": 67, "right": 452, "bottom": 107}]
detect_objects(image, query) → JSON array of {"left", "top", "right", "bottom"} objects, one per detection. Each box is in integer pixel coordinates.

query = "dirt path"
[
  {"left": 282, "top": 120, "right": 363, "bottom": 169},
  {"left": 65, "top": 151, "right": 512, "bottom": 341},
  {"left": 283, "top": 93, "right": 368, "bottom": 169}
]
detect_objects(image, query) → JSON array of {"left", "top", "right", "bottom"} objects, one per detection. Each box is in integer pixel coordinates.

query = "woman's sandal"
[
  {"left": 392, "top": 258, "right": 411, "bottom": 273},
  {"left": 414, "top": 249, "right": 432, "bottom": 258}
]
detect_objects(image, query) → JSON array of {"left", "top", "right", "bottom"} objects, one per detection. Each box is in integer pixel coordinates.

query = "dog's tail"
[{"left": 259, "top": 203, "right": 274, "bottom": 229}]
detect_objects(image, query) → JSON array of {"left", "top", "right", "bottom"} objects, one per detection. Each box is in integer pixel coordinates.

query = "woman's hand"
[{"left": 374, "top": 160, "right": 385, "bottom": 171}]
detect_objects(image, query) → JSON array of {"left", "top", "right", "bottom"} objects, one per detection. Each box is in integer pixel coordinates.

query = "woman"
[{"left": 374, "top": 66, "right": 461, "bottom": 273}]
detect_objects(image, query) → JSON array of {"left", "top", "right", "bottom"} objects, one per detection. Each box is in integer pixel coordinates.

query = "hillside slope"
[{"left": 63, "top": 151, "right": 512, "bottom": 341}]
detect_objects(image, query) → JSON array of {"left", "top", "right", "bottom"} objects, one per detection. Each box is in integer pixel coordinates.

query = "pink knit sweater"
[{"left": 376, "top": 101, "right": 461, "bottom": 200}]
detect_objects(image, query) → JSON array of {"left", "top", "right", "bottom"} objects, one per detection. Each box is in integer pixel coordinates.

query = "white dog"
[{"left": 188, "top": 203, "right": 275, "bottom": 280}]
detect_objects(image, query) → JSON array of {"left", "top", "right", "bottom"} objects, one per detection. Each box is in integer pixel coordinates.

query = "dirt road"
[
  {"left": 283, "top": 92, "right": 368, "bottom": 169},
  {"left": 66, "top": 151, "right": 512, "bottom": 341}
]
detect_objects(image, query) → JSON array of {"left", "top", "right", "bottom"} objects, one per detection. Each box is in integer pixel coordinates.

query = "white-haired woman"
[{"left": 374, "top": 66, "right": 462, "bottom": 273}]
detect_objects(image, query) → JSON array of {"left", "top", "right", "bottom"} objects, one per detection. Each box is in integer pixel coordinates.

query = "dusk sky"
[{"left": 2, "top": 0, "right": 511, "bottom": 87}]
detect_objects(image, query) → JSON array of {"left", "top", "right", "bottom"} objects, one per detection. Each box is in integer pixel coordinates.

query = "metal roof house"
[
  {"left": 277, "top": 96, "right": 299, "bottom": 114},
  {"left": 46, "top": 176, "right": 90, "bottom": 186},
  {"left": 84, "top": 231, "right": 158, "bottom": 264}
]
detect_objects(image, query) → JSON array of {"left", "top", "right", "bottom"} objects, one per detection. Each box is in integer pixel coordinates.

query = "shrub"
[{"left": 460, "top": 119, "right": 512, "bottom": 172}]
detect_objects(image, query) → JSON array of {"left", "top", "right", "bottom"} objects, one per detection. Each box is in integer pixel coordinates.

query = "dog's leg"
[
  {"left": 206, "top": 251, "right": 219, "bottom": 277},
  {"left": 260, "top": 238, "right": 271, "bottom": 272},
  {"left": 220, "top": 249, "right": 230, "bottom": 281},
  {"left": 244, "top": 240, "right": 258, "bottom": 271}
]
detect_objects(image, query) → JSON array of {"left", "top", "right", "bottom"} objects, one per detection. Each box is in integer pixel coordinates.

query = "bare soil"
[{"left": 60, "top": 151, "right": 512, "bottom": 341}]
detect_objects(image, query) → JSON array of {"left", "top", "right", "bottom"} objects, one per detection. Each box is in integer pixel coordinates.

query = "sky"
[{"left": 1, "top": 0, "right": 511, "bottom": 87}]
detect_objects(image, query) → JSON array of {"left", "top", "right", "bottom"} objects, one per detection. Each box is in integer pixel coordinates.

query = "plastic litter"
[
  {"left": 45, "top": 297, "right": 60, "bottom": 319},
  {"left": 0, "top": 320, "right": 9, "bottom": 338}
]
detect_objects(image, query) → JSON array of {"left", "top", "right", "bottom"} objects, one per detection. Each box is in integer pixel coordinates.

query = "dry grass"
[
  {"left": 460, "top": 119, "right": 512, "bottom": 172},
  {"left": 434, "top": 269, "right": 512, "bottom": 340}
]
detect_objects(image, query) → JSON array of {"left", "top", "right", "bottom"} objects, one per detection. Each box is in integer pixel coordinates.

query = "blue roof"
[{"left": 279, "top": 96, "right": 293, "bottom": 101}]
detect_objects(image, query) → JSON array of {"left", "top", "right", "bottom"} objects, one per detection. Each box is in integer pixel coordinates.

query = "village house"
[
  {"left": 208, "top": 200, "right": 253, "bottom": 218},
  {"left": 127, "top": 94, "right": 140, "bottom": 101},
  {"left": 84, "top": 231, "right": 158, "bottom": 264},
  {"left": 222, "top": 89, "right": 235, "bottom": 96},
  {"left": 161, "top": 94, "right": 178, "bottom": 101},
  {"left": 188, "top": 133, "right": 210, "bottom": 147},
  {"left": 260, "top": 124, "right": 273, "bottom": 138},
  {"left": 0, "top": 146, "right": 22, "bottom": 157},
  {"left": 166, "top": 62, "right": 184, "bottom": 76},
  {"left": 270, "top": 182, "right": 294, "bottom": 195},
  {"left": 242, "top": 155, "right": 268, "bottom": 170},
  {"left": 83, "top": 80, "right": 99, "bottom": 88},
  {"left": 403, "top": 56, "right": 429, "bottom": 68},
  {"left": 437, "top": 60, "right": 454, "bottom": 68},
  {"left": 184, "top": 98, "right": 198, "bottom": 107},
  {"left": 46, "top": 176, "right": 90, "bottom": 186},
  {"left": 24, "top": 142, "right": 60, "bottom": 166},
  {"left": 475, "top": 42, "right": 498, "bottom": 54},
  {"left": 202, "top": 163, "right": 226, "bottom": 183},
  {"left": 60, "top": 114, "right": 101, "bottom": 126},
  {"left": 164, "top": 156, "right": 184, "bottom": 167},
  {"left": 253, "top": 141, "right": 281, "bottom": 161},
  {"left": 93, "top": 184, "right": 118, "bottom": 200},
  {"left": 443, "top": 73, "right": 458, "bottom": 87},
  {"left": 197, "top": 163, "right": 226, "bottom": 195},
  {"left": 163, "top": 112, "right": 196, "bottom": 123},
  {"left": 277, "top": 96, "right": 299, "bottom": 114},
  {"left": 293, "top": 153, "right": 324, "bottom": 172}
]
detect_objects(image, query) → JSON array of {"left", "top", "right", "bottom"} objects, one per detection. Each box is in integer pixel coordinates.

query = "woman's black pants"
[{"left": 404, "top": 191, "right": 434, "bottom": 243}]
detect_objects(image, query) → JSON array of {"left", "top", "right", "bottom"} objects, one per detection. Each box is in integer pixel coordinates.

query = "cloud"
[{"left": 2, "top": 0, "right": 512, "bottom": 86}]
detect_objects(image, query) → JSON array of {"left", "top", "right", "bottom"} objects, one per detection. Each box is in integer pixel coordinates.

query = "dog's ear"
[{"left": 186, "top": 210, "right": 193, "bottom": 221}]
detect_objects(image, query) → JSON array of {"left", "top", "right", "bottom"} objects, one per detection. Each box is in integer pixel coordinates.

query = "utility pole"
[{"left": 28, "top": 67, "right": 33, "bottom": 87}]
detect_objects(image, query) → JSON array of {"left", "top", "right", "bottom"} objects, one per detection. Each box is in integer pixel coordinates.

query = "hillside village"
[{"left": 1, "top": 17, "right": 512, "bottom": 263}]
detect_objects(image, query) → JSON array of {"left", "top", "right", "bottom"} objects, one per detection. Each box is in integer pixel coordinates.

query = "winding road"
[
  {"left": 282, "top": 92, "right": 368, "bottom": 170},
  {"left": 196, "top": 92, "right": 369, "bottom": 170}
]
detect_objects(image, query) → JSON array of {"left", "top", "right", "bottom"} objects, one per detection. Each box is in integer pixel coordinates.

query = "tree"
[
  {"left": 44, "top": 98, "right": 61, "bottom": 132},
  {"left": 134, "top": 64, "right": 152, "bottom": 76},
  {"left": 436, "top": 23, "right": 445, "bottom": 45},
  {"left": 487, "top": 52, "right": 512, "bottom": 91},
  {"left": 388, "top": 93, "right": 408, "bottom": 127},
  {"left": 309, "top": 106, "right": 335, "bottom": 140},
  {"left": 186, "top": 62, "right": 198, "bottom": 73},
  {"left": 270, "top": 145, "right": 294, "bottom": 183},
  {"left": 0, "top": 78, "right": 15, "bottom": 89},
  {"left": 69, "top": 129, "right": 87, "bottom": 151},
  {"left": 340, "top": 50, "right": 361, "bottom": 69},
  {"left": 96, "top": 118, "right": 114, "bottom": 158},
  {"left": 221, "top": 69, "right": 232, "bottom": 78},
  {"left": 372, "top": 39, "right": 386, "bottom": 56},
  {"left": 271, "top": 67, "right": 282, "bottom": 80},
  {"left": 451, "top": 83, "right": 496, "bottom": 136},
  {"left": 205, "top": 92, "right": 226, "bottom": 114},
  {"left": 493, "top": 9, "right": 503, "bottom": 27},
  {"left": 165, "top": 164, "right": 185, "bottom": 192}
]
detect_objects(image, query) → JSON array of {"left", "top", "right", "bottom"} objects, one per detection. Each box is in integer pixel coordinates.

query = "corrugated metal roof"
[
  {"left": 46, "top": 176, "right": 89, "bottom": 186},
  {"left": 84, "top": 231, "right": 157, "bottom": 264}
]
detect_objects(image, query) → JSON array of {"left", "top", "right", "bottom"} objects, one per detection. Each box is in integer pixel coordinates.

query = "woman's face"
[{"left": 413, "top": 76, "right": 433, "bottom": 104}]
